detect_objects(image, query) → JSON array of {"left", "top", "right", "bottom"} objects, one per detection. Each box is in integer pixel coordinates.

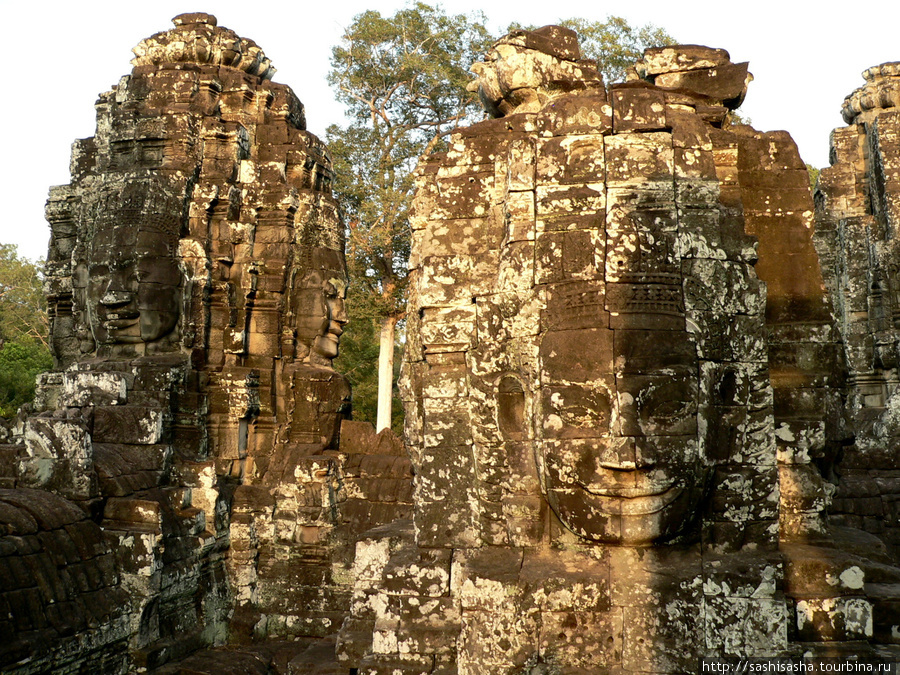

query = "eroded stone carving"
[
  {"left": 8, "top": 15, "right": 900, "bottom": 675},
  {"left": 1, "top": 14, "right": 412, "bottom": 674},
  {"left": 337, "top": 28, "right": 900, "bottom": 674}
]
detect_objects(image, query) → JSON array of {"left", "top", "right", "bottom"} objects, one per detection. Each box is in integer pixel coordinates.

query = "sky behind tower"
[{"left": 2, "top": 1, "right": 897, "bottom": 261}]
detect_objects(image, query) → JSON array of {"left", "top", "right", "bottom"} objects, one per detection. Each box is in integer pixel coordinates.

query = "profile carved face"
[
  {"left": 293, "top": 266, "right": 349, "bottom": 365},
  {"left": 467, "top": 47, "right": 511, "bottom": 118},
  {"left": 535, "top": 283, "right": 711, "bottom": 545},
  {"left": 467, "top": 27, "right": 597, "bottom": 118},
  {"left": 468, "top": 43, "right": 563, "bottom": 118},
  {"left": 86, "top": 224, "right": 183, "bottom": 348}
]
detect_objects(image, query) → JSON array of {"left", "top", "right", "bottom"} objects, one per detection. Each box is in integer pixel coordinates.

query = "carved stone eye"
[
  {"left": 638, "top": 380, "right": 698, "bottom": 434},
  {"left": 559, "top": 392, "right": 612, "bottom": 429},
  {"left": 644, "top": 397, "right": 692, "bottom": 423},
  {"left": 718, "top": 369, "right": 738, "bottom": 405}
]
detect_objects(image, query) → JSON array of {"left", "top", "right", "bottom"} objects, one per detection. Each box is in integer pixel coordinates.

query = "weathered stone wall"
[
  {"left": 816, "top": 62, "right": 900, "bottom": 549},
  {"left": 7, "top": 15, "right": 900, "bottom": 675},
  {"left": 1, "top": 13, "right": 411, "bottom": 674}
]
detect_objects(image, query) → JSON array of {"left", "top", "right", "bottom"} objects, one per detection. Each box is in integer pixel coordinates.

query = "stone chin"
[
  {"left": 138, "top": 310, "right": 179, "bottom": 344},
  {"left": 92, "top": 318, "right": 140, "bottom": 344},
  {"left": 468, "top": 61, "right": 507, "bottom": 118}
]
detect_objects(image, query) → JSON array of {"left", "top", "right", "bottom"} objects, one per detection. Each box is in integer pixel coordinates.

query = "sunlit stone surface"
[
  {"left": 0, "top": 14, "right": 412, "bottom": 673},
  {"left": 5, "top": 17, "right": 900, "bottom": 675}
]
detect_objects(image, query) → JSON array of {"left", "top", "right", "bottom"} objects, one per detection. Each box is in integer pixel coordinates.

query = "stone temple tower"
[{"left": 2, "top": 13, "right": 369, "bottom": 672}]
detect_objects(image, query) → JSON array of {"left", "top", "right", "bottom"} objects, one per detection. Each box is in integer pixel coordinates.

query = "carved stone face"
[
  {"left": 536, "top": 285, "right": 710, "bottom": 545},
  {"left": 468, "top": 43, "right": 552, "bottom": 118},
  {"left": 467, "top": 31, "right": 593, "bottom": 118},
  {"left": 86, "top": 225, "right": 182, "bottom": 347},
  {"left": 467, "top": 48, "right": 508, "bottom": 118},
  {"left": 293, "top": 265, "right": 348, "bottom": 365}
]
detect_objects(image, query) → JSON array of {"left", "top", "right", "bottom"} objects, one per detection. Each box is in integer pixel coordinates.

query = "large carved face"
[
  {"left": 86, "top": 224, "right": 183, "bottom": 347},
  {"left": 535, "top": 282, "right": 711, "bottom": 545},
  {"left": 467, "top": 28, "right": 593, "bottom": 118},
  {"left": 292, "top": 250, "right": 348, "bottom": 365}
]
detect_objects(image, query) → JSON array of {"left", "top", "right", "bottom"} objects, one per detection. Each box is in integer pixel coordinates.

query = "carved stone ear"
[{"left": 497, "top": 375, "right": 526, "bottom": 440}]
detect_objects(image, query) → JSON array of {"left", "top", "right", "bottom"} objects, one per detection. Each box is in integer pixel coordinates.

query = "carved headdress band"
[{"left": 132, "top": 13, "right": 275, "bottom": 80}]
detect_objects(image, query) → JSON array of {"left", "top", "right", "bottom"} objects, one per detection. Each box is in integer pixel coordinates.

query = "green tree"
[
  {"left": 0, "top": 339, "right": 52, "bottom": 417},
  {"left": 0, "top": 244, "right": 51, "bottom": 417},
  {"left": 807, "top": 163, "right": 822, "bottom": 191},
  {"left": 328, "top": 3, "right": 492, "bottom": 431},
  {"left": 556, "top": 17, "right": 675, "bottom": 84},
  {"left": 0, "top": 244, "right": 49, "bottom": 348}
]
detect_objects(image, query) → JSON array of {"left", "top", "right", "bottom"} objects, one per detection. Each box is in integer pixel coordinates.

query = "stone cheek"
[{"left": 288, "top": 248, "right": 349, "bottom": 366}]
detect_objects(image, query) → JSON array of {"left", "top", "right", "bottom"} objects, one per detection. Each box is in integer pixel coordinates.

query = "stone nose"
[
  {"left": 596, "top": 436, "right": 652, "bottom": 471},
  {"left": 332, "top": 296, "right": 349, "bottom": 324},
  {"left": 612, "top": 391, "right": 644, "bottom": 438},
  {"left": 100, "top": 267, "right": 137, "bottom": 306},
  {"left": 466, "top": 63, "right": 486, "bottom": 93}
]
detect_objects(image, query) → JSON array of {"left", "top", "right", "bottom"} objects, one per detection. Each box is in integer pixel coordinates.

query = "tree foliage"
[
  {"left": 807, "top": 163, "right": 822, "bottom": 191},
  {"left": 0, "top": 244, "right": 49, "bottom": 348},
  {"left": 505, "top": 16, "right": 676, "bottom": 85},
  {"left": 328, "top": 3, "right": 492, "bottom": 428},
  {"left": 0, "top": 244, "right": 51, "bottom": 417},
  {"left": 0, "top": 339, "right": 52, "bottom": 417},
  {"left": 327, "top": 3, "right": 491, "bottom": 313}
]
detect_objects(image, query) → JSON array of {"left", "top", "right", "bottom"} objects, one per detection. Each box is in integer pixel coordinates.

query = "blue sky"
[{"left": 3, "top": 0, "right": 896, "bottom": 261}]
